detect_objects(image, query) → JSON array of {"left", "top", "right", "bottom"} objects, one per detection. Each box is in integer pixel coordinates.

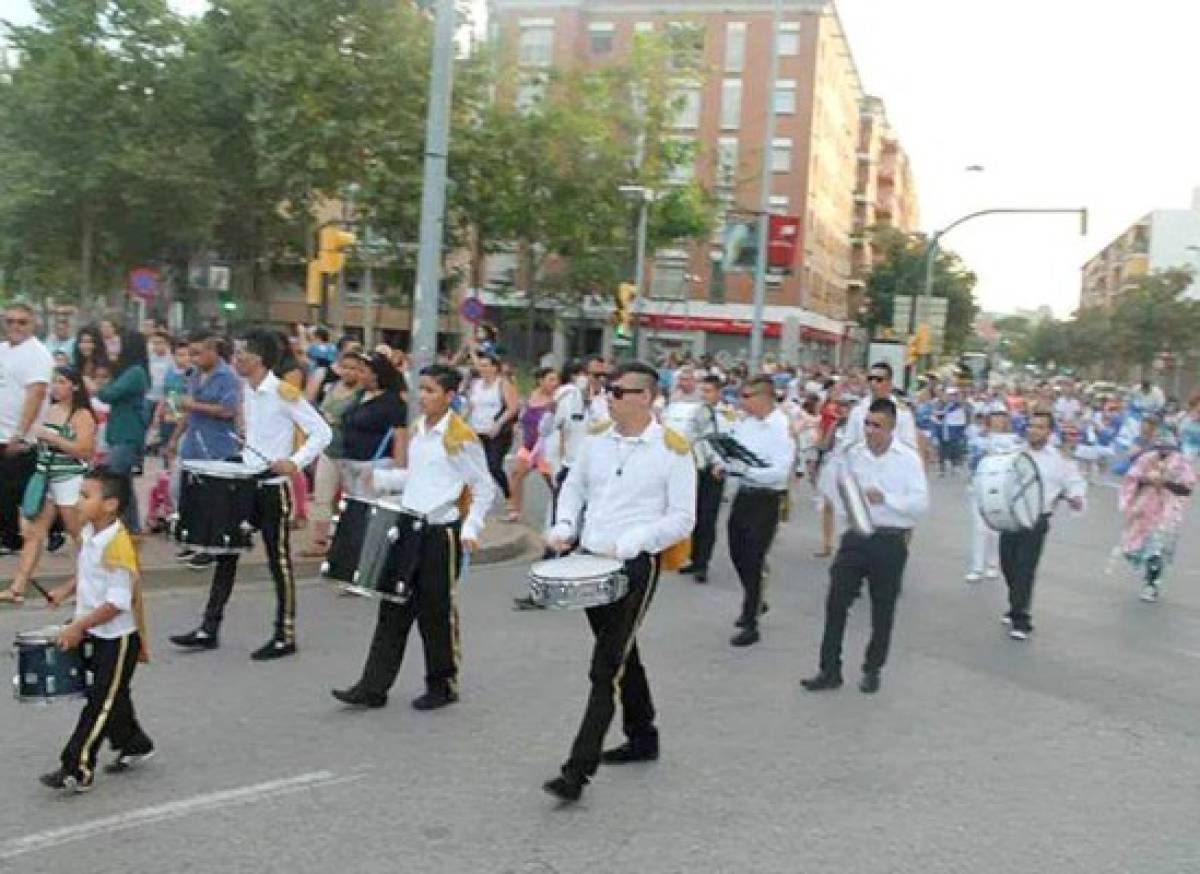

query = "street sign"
[
  {"left": 459, "top": 296, "right": 485, "bottom": 323},
  {"left": 128, "top": 267, "right": 158, "bottom": 302}
]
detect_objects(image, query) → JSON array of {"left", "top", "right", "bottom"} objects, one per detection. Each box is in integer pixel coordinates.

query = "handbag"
[{"left": 21, "top": 469, "right": 49, "bottom": 521}]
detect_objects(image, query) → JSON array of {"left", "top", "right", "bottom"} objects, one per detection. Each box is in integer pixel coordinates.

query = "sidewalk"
[{"left": 0, "top": 460, "right": 538, "bottom": 591}]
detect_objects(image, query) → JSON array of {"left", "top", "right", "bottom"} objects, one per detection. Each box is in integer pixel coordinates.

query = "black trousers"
[
  {"left": 0, "top": 446, "right": 36, "bottom": 549},
  {"left": 359, "top": 522, "right": 463, "bottom": 696},
  {"left": 564, "top": 553, "right": 660, "bottom": 779},
  {"left": 480, "top": 433, "right": 511, "bottom": 500},
  {"left": 61, "top": 633, "right": 151, "bottom": 781},
  {"left": 819, "top": 531, "right": 909, "bottom": 676},
  {"left": 202, "top": 481, "right": 297, "bottom": 642},
  {"left": 999, "top": 515, "right": 1050, "bottom": 629},
  {"left": 727, "top": 488, "right": 783, "bottom": 627},
  {"left": 691, "top": 468, "right": 724, "bottom": 571}
]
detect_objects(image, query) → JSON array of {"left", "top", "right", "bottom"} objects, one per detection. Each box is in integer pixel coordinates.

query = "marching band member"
[
  {"left": 845, "top": 361, "right": 918, "bottom": 449},
  {"left": 332, "top": 364, "right": 496, "bottom": 710},
  {"left": 170, "top": 329, "right": 331, "bottom": 660},
  {"left": 722, "top": 375, "right": 794, "bottom": 647},
  {"left": 677, "top": 374, "right": 733, "bottom": 584},
  {"left": 965, "top": 409, "right": 1019, "bottom": 583},
  {"left": 998, "top": 410, "right": 1086, "bottom": 640},
  {"left": 41, "top": 469, "right": 153, "bottom": 792},
  {"left": 543, "top": 362, "right": 695, "bottom": 804},
  {"left": 802, "top": 398, "right": 928, "bottom": 694}
]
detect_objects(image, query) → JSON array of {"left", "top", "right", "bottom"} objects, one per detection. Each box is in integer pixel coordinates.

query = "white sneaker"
[
  {"left": 1140, "top": 583, "right": 1160, "bottom": 603},
  {"left": 1008, "top": 627, "right": 1029, "bottom": 641},
  {"left": 985, "top": 568, "right": 1000, "bottom": 580},
  {"left": 965, "top": 571, "right": 983, "bottom": 584}
]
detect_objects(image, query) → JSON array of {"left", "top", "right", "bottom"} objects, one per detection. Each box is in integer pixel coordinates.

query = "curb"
[{"left": 20, "top": 525, "right": 538, "bottom": 592}]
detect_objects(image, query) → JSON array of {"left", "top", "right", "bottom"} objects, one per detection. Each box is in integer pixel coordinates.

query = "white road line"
[{"left": 0, "top": 770, "right": 361, "bottom": 861}]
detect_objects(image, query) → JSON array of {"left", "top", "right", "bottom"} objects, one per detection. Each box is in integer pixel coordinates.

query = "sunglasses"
[
  {"left": 5, "top": 317, "right": 31, "bottom": 326},
  {"left": 607, "top": 386, "right": 646, "bottom": 400},
  {"left": 867, "top": 374, "right": 888, "bottom": 383}
]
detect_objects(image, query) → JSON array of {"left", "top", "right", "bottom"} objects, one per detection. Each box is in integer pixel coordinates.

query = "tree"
[
  {"left": 1109, "top": 268, "right": 1200, "bottom": 372},
  {"left": 863, "top": 227, "right": 979, "bottom": 355}
]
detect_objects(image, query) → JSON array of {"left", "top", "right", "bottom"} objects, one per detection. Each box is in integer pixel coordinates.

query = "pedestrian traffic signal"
[
  {"left": 915, "top": 324, "right": 931, "bottom": 356},
  {"left": 219, "top": 290, "right": 238, "bottom": 312},
  {"left": 614, "top": 282, "right": 637, "bottom": 339},
  {"left": 306, "top": 225, "right": 358, "bottom": 307}
]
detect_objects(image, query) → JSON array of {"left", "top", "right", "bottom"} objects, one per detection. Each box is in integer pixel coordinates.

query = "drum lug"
[
  {"left": 338, "top": 499, "right": 348, "bottom": 512},
  {"left": 319, "top": 561, "right": 330, "bottom": 575}
]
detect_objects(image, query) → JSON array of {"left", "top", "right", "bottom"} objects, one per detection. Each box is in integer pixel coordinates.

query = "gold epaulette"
[
  {"left": 719, "top": 408, "right": 737, "bottom": 422},
  {"left": 663, "top": 427, "right": 690, "bottom": 455},
  {"left": 443, "top": 412, "right": 479, "bottom": 456},
  {"left": 587, "top": 419, "right": 613, "bottom": 436},
  {"left": 277, "top": 381, "right": 302, "bottom": 402},
  {"left": 102, "top": 526, "right": 149, "bottom": 663}
]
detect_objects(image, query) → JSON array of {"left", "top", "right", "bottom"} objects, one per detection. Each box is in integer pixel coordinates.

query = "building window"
[
  {"left": 771, "top": 138, "right": 793, "bottom": 173},
  {"left": 720, "top": 78, "right": 742, "bottom": 130},
  {"left": 667, "top": 21, "right": 704, "bottom": 69},
  {"left": 724, "top": 22, "right": 746, "bottom": 72},
  {"left": 518, "top": 20, "right": 554, "bottom": 67},
  {"left": 635, "top": 21, "right": 654, "bottom": 34},
  {"left": 587, "top": 22, "right": 614, "bottom": 55},
  {"left": 774, "top": 79, "right": 796, "bottom": 115},
  {"left": 777, "top": 21, "right": 800, "bottom": 57},
  {"left": 516, "top": 75, "right": 547, "bottom": 114},
  {"left": 666, "top": 136, "right": 696, "bottom": 184},
  {"left": 716, "top": 137, "right": 739, "bottom": 188},
  {"left": 769, "top": 195, "right": 789, "bottom": 213},
  {"left": 672, "top": 84, "right": 702, "bottom": 129}
]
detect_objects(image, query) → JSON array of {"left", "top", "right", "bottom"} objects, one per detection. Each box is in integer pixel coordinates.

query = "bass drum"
[{"left": 974, "top": 451, "right": 1044, "bottom": 532}]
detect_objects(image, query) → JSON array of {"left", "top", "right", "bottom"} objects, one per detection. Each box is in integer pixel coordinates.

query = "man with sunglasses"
[
  {"left": 803, "top": 397, "right": 928, "bottom": 694},
  {"left": 0, "top": 302, "right": 54, "bottom": 554},
  {"left": 720, "top": 375, "right": 795, "bottom": 647},
  {"left": 846, "top": 361, "right": 918, "bottom": 449},
  {"left": 542, "top": 362, "right": 696, "bottom": 804}
]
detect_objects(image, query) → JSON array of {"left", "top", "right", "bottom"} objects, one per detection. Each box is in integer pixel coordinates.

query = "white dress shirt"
[
  {"left": 546, "top": 383, "right": 587, "bottom": 474},
  {"left": 241, "top": 371, "right": 332, "bottom": 474},
  {"left": 725, "top": 407, "right": 793, "bottom": 490},
  {"left": 549, "top": 419, "right": 696, "bottom": 560},
  {"left": 76, "top": 522, "right": 136, "bottom": 639},
  {"left": 833, "top": 438, "right": 929, "bottom": 530},
  {"left": 845, "top": 394, "right": 918, "bottom": 449},
  {"left": 1026, "top": 443, "right": 1087, "bottom": 516},
  {"left": 372, "top": 412, "right": 496, "bottom": 542}
]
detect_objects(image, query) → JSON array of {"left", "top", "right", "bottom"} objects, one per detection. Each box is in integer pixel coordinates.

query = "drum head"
[
  {"left": 182, "top": 460, "right": 256, "bottom": 479},
  {"left": 530, "top": 554, "right": 623, "bottom": 581},
  {"left": 16, "top": 626, "right": 65, "bottom": 645},
  {"left": 1010, "top": 452, "right": 1044, "bottom": 527}
]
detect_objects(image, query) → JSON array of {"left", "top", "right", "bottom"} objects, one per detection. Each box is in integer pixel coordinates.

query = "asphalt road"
[{"left": 2, "top": 472, "right": 1199, "bottom": 874}]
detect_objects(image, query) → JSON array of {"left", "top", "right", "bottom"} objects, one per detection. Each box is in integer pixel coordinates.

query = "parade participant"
[
  {"left": 40, "top": 469, "right": 153, "bottom": 792},
  {"left": 998, "top": 410, "right": 1086, "bottom": 640},
  {"left": 677, "top": 374, "right": 731, "bottom": 584},
  {"left": 802, "top": 398, "right": 928, "bottom": 694},
  {"left": 669, "top": 364, "right": 702, "bottom": 403},
  {"left": 1118, "top": 431, "right": 1195, "bottom": 603},
  {"left": 332, "top": 363, "right": 496, "bottom": 711},
  {"left": 1177, "top": 392, "right": 1200, "bottom": 466},
  {"left": 812, "top": 394, "right": 853, "bottom": 557},
  {"left": 933, "top": 387, "right": 969, "bottom": 476},
  {"left": 0, "top": 301, "right": 54, "bottom": 555},
  {"left": 542, "top": 362, "right": 695, "bottom": 803},
  {"left": 169, "top": 329, "right": 331, "bottom": 660},
  {"left": 965, "top": 409, "right": 1019, "bottom": 583},
  {"left": 845, "top": 361, "right": 918, "bottom": 448},
  {"left": 722, "top": 375, "right": 794, "bottom": 647},
  {"left": 1, "top": 367, "right": 96, "bottom": 604},
  {"left": 584, "top": 355, "right": 610, "bottom": 424}
]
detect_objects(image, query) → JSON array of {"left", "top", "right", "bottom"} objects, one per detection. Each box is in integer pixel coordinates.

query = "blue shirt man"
[{"left": 176, "top": 337, "right": 240, "bottom": 462}]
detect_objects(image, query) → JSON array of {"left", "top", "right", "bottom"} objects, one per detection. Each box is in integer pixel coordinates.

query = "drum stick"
[
  {"left": 233, "top": 433, "right": 273, "bottom": 466},
  {"left": 28, "top": 578, "right": 54, "bottom": 604}
]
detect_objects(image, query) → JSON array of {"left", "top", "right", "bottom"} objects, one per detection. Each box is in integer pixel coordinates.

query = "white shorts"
[{"left": 48, "top": 475, "right": 83, "bottom": 506}]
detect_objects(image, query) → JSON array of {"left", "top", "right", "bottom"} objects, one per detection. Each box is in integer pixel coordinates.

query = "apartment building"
[
  {"left": 488, "top": 0, "right": 911, "bottom": 361},
  {"left": 1080, "top": 189, "right": 1200, "bottom": 309}
]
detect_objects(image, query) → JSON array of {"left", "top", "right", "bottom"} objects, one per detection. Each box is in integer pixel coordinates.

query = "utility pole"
[
  {"left": 748, "top": 0, "right": 782, "bottom": 373},
  {"left": 410, "top": 0, "right": 457, "bottom": 404}
]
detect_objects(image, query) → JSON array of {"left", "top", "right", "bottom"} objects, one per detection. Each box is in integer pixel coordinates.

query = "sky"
[{"left": 3, "top": 0, "right": 1198, "bottom": 318}]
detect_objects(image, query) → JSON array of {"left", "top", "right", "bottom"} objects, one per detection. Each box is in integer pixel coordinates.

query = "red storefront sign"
[
  {"left": 768, "top": 215, "right": 800, "bottom": 272},
  {"left": 638, "top": 313, "right": 841, "bottom": 344}
]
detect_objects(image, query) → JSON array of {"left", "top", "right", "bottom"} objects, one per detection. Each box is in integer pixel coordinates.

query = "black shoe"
[
  {"left": 693, "top": 569, "right": 708, "bottom": 584},
  {"left": 251, "top": 639, "right": 296, "bottom": 661},
  {"left": 730, "top": 627, "right": 760, "bottom": 647},
  {"left": 175, "top": 548, "right": 196, "bottom": 561},
  {"left": 169, "top": 629, "right": 219, "bottom": 650},
  {"left": 39, "top": 767, "right": 92, "bottom": 793},
  {"left": 412, "top": 688, "right": 458, "bottom": 711},
  {"left": 105, "top": 746, "right": 155, "bottom": 774},
  {"left": 542, "top": 773, "right": 587, "bottom": 803},
  {"left": 677, "top": 563, "right": 699, "bottom": 575},
  {"left": 601, "top": 741, "right": 659, "bottom": 764},
  {"left": 512, "top": 595, "right": 545, "bottom": 611},
  {"left": 859, "top": 672, "right": 881, "bottom": 694},
  {"left": 800, "top": 672, "right": 844, "bottom": 692},
  {"left": 46, "top": 532, "right": 66, "bottom": 554},
  {"left": 186, "top": 553, "right": 215, "bottom": 571},
  {"left": 331, "top": 686, "right": 387, "bottom": 708}
]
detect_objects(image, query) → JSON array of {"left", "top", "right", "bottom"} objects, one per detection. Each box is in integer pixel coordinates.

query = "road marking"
[{"left": 0, "top": 770, "right": 361, "bottom": 861}]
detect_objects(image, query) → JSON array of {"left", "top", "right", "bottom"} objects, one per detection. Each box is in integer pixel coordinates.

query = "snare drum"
[
  {"left": 974, "top": 451, "right": 1044, "bottom": 532},
  {"left": 321, "top": 497, "right": 374, "bottom": 583},
  {"left": 13, "top": 627, "right": 93, "bottom": 703},
  {"left": 325, "top": 499, "right": 417, "bottom": 603},
  {"left": 176, "top": 460, "right": 259, "bottom": 553},
  {"left": 528, "top": 555, "right": 628, "bottom": 609}
]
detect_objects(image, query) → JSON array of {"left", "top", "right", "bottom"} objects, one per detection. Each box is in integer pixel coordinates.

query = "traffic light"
[
  {"left": 614, "top": 282, "right": 637, "bottom": 338},
  {"left": 906, "top": 334, "right": 919, "bottom": 365},
  {"left": 219, "top": 290, "right": 238, "bottom": 313},
  {"left": 915, "top": 323, "right": 931, "bottom": 356},
  {"left": 306, "top": 225, "right": 357, "bottom": 308}
]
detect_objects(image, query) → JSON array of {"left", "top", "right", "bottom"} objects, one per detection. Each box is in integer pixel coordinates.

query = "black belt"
[
  {"left": 739, "top": 486, "right": 785, "bottom": 496},
  {"left": 872, "top": 526, "right": 911, "bottom": 538}
]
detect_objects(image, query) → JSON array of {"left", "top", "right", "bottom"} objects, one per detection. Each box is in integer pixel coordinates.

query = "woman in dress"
[
  {"left": 0, "top": 368, "right": 97, "bottom": 603},
  {"left": 1119, "top": 430, "right": 1196, "bottom": 603},
  {"left": 466, "top": 352, "right": 520, "bottom": 504},
  {"left": 505, "top": 366, "right": 559, "bottom": 522}
]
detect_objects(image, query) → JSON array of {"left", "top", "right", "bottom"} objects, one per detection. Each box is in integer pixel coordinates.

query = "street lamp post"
[
  {"left": 748, "top": 0, "right": 783, "bottom": 373},
  {"left": 619, "top": 184, "right": 654, "bottom": 359}
]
